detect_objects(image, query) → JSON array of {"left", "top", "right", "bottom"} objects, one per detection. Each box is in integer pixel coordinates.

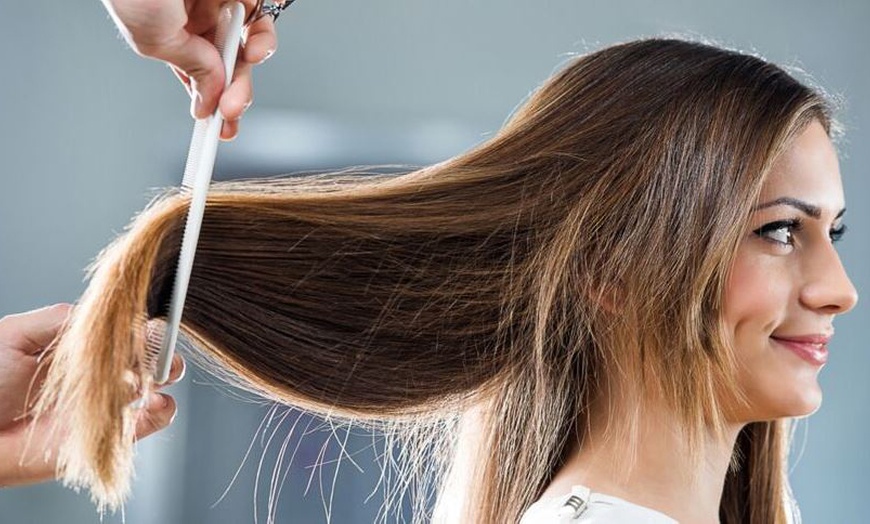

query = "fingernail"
[
  {"left": 147, "top": 392, "right": 169, "bottom": 409},
  {"left": 190, "top": 91, "right": 204, "bottom": 120},
  {"left": 175, "top": 357, "right": 187, "bottom": 382},
  {"left": 242, "top": 100, "right": 253, "bottom": 115},
  {"left": 259, "top": 48, "right": 276, "bottom": 64},
  {"left": 221, "top": 120, "right": 237, "bottom": 141}
]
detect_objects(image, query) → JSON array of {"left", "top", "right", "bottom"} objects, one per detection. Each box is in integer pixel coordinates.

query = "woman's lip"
[
  {"left": 771, "top": 334, "right": 832, "bottom": 344},
  {"left": 771, "top": 337, "right": 829, "bottom": 366}
]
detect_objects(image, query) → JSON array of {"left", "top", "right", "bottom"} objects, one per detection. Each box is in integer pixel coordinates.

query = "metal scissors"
[{"left": 245, "top": 0, "right": 298, "bottom": 25}]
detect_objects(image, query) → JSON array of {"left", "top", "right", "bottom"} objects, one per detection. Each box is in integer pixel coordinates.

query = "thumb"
[
  {"left": 147, "top": 29, "right": 226, "bottom": 119},
  {"left": 0, "top": 303, "right": 74, "bottom": 356}
]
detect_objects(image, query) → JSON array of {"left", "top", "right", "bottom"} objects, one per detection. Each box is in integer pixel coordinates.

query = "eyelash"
[{"left": 753, "top": 219, "right": 848, "bottom": 246}]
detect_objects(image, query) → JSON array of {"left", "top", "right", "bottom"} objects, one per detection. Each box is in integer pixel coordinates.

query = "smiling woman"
[
  {"left": 531, "top": 119, "right": 858, "bottom": 523},
  {"left": 725, "top": 121, "right": 856, "bottom": 423},
  {"left": 26, "top": 37, "right": 858, "bottom": 524}
]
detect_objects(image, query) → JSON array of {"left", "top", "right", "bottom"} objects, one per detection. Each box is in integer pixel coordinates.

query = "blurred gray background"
[{"left": 1, "top": 1, "right": 867, "bottom": 522}]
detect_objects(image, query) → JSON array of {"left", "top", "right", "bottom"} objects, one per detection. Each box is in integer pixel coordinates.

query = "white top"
[{"left": 519, "top": 484, "right": 679, "bottom": 523}]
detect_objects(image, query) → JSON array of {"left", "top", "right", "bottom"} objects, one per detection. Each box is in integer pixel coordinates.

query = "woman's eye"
[
  {"left": 753, "top": 220, "right": 800, "bottom": 246},
  {"left": 830, "top": 224, "right": 848, "bottom": 243}
]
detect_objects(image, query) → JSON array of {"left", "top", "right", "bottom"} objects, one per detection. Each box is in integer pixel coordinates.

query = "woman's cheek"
[
  {"left": 723, "top": 245, "right": 797, "bottom": 421},
  {"left": 724, "top": 243, "right": 786, "bottom": 336}
]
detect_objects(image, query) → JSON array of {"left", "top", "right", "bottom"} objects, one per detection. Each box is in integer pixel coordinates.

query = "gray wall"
[{"left": 1, "top": 1, "right": 867, "bottom": 522}]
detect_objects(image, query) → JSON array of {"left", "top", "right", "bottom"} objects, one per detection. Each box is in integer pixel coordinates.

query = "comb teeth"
[
  {"left": 213, "top": 5, "right": 233, "bottom": 56},
  {"left": 143, "top": 320, "right": 164, "bottom": 371},
  {"left": 152, "top": 2, "right": 247, "bottom": 385},
  {"left": 181, "top": 120, "right": 209, "bottom": 189}
]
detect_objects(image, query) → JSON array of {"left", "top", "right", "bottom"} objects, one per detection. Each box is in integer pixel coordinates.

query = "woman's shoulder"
[{"left": 519, "top": 484, "right": 679, "bottom": 524}]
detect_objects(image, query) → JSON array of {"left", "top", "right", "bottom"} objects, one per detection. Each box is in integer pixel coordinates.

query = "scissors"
[{"left": 246, "top": 0, "right": 298, "bottom": 25}]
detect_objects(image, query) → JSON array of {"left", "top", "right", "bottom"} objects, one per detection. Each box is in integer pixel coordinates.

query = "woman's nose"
[{"left": 799, "top": 243, "right": 859, "bottom": 314}]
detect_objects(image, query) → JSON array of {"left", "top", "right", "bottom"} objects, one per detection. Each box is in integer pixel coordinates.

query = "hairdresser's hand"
[
  {"left": 0, "top": 304, "right": 185, "bottom": 488},
  {"left": 100, "top": 0, "right": 280, "bottom": 140}
]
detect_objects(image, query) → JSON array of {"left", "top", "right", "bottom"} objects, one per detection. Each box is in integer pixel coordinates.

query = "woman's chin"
[
  {"left": 792, "top": 393, "right": 823, "bottom": 418},
  {"left": 744, "top": 379, "right": 824, "bottom": 422},
  {"left": 778, "top": 380, "right": 824, "bottom": 419}
]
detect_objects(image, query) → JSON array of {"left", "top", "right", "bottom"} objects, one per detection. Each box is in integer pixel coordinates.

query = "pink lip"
[{"left": 771, "top": 335, "right": 830, "bottom": 366}]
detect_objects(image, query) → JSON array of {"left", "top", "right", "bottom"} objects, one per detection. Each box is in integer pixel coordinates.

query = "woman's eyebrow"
[{"left": 752, "top": 197, "right": 846, "bottom": 219}]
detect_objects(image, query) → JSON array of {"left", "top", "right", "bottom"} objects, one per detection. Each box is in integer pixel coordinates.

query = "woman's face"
[{"left": 723, "top": 119, "right": 858, "bottom": 423}]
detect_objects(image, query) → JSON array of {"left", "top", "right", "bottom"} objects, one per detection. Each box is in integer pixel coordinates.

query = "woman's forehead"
[{"left": 757, "top": 120, "right": 845, "bottom": 213}]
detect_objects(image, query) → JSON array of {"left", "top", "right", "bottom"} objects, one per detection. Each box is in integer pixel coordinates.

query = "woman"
[
  {"left": 519, "top": 104, "right": 855, "bottom": 523},
  {"left": 28, "top": 37, "right": 856, "bottom": 524}
]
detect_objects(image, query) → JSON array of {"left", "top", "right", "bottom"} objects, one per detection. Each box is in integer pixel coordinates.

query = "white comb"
[{"left": 151, "top": 2, "right": 246, "bottom": 384}]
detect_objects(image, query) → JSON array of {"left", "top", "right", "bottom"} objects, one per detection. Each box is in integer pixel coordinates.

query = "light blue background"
[{"left": 1, "top": 1, "right": 867, "bottom": 522}]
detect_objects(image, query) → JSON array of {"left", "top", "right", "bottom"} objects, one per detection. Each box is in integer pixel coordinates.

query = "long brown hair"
[{"left": 31, "top": 37, "right": 836, "bottom": 522}]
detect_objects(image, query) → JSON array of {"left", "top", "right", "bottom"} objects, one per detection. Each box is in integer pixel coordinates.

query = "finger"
[
  {"left": 134, "top": 393, "right": 177, "bottom": 440},
  {"left": 142, "top": 30, "right": 226, "bottom": 119},
  {"left": 239, "top": 0, "right": 265, "bottom": 30},
  {"left": 185, "top": 0, "right": 261, "bottom": 35},
  {"left": 182, "top": 0, "right": 223, "bottom": 36},
  {"left": 243, "top": 12, "right": 277, "bottom": 65},
  {"left": 170, "top": 64, "right": 193, "bottom": 97},
  {"left": 156, "top": 354, "right": 186, "bottom": 387},
  {"left": 0, "top": 412, "right": 60, "bottom": 486},
  {"left": 0, "top": 303, "right": 74, "bottom": 356},
  {"left": 219, "top": 60, "right": 253, "bottom": 122},
  {"left": 124, "top": 355, "right": 184, "bottom": 404},
  {"left": 177, "top": 0, "right": 262, "bottom": 117}
]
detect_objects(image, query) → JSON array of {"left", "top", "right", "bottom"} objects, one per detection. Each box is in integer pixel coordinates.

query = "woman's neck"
[{"left": 541, "top": 396, "right": 743, "bottom": 524}]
